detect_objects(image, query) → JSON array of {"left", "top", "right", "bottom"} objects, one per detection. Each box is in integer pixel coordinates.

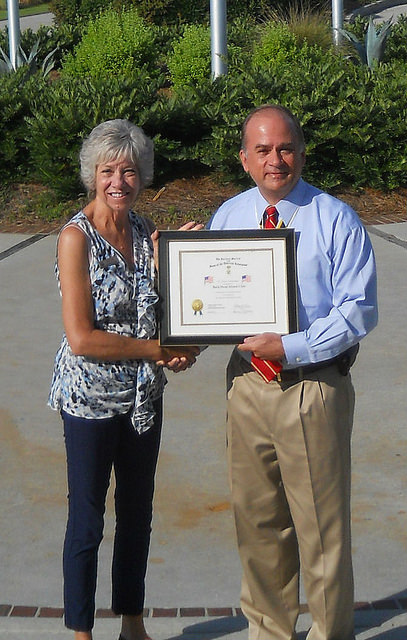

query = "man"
[{"left": 208, "top": 104, "right": 378, "bottom": 640}]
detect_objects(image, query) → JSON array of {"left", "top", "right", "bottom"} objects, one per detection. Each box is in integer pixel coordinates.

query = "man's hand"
[
  {"left": 156, "top": 345, "right": 201, "bottom": 373},
  {"left": 151, "top": 223, "right": 204, "bottom": 270},
  {"left": 151, "top": 228, "right": 159, "bottom": 270},
  {"left": 178, "top": 221, "right": 205, "bottom": 231},
  {"left": 238, "top": 333, "right": 285, "bottom": 361}
]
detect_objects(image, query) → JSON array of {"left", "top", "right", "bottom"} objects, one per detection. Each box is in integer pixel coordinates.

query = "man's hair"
[
  {"left": 241, "top": 104, "right": 305, "bottom": 152},
  {"left": 80, "top": 119, "right": 154, "bottom": 198}
]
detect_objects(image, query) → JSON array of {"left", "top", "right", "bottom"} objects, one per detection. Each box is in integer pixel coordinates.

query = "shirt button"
[{"left": 295, "top": 357, "right": 302, "bottom": 363}]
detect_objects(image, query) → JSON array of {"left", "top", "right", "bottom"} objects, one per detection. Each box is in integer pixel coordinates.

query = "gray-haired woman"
[{"left": 49, "top": 119, "right": 200, "bottom": 640}]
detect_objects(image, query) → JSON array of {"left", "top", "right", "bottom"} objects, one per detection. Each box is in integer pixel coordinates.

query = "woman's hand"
[{"left": 156, "top": 345, "right": 201, "bottom": 373}]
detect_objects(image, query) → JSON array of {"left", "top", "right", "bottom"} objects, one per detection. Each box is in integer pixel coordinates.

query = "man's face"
[{"left": 239, "top": 110, "right": 305, "bottom": 204}]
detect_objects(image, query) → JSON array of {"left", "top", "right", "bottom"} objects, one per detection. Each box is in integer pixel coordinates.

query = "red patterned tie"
[
  {"left": 263, "top": 205, "right": 278, "bottom": 229},
  {"left": 251, "top": 206, "right": 283, "bottom": 382}
]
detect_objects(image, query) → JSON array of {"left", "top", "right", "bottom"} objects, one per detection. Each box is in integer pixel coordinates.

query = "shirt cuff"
[{"left": 281, "top": 332, "right": 311, "bottom": 367}]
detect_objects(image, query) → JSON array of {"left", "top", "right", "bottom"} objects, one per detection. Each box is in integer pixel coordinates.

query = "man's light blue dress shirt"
[{"left": 208, "top": 179, "right": 378, "bottom": 367}]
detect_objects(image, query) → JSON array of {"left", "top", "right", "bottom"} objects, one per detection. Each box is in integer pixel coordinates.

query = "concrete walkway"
[
  {"left": 348, "top": 0, "right": 407, "bottom": 22},
  {"left": 0, "top": 11, "right": 54, "bottom": 32},
  {"left": 0, "top": 221, "right": 406, "bottom": 639}
]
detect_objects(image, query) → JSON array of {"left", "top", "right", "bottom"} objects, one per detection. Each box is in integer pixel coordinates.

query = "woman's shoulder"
[
  {"left": 60, "top": 210, "right": 88, "bottom": 233},
  {"left": 58, "top": 217, "right": 89, "bottom": 258},
  {"left": 57, "top": 211, "right": 91, "bottom": 253}
]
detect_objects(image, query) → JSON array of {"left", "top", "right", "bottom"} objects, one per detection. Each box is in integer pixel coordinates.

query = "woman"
[{"left": 48, "top": 119, "right": 200, "bottom": 640}]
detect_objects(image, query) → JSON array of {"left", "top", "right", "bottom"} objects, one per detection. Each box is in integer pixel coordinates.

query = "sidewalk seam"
[
  {"left": 0, "top": 233, "right": 48, "bottom": 261},
  {"left": 368, "top": 225, "right": 407, "bottom": 249},
  {"left": 1, "top": 600, "right": 405, "bottom": 618}
]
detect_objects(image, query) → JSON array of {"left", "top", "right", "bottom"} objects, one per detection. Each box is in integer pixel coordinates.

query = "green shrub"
[
  {"left": 228, "top": 15, "right": 257, "bottom": 50},
  {"left": 227, "top": 15, "right": 260, "bottom": 71},
  {"left": 264, "top": 1, "right": 334, "bottom": 50},
  {"left": 383, "top": 14, "right": 407, "bottom": 63},
  {"left": 167, "top": 24, "right": 211, "bottom": 90},
  {"left": 144, "top": 90, "right": 213, "bottom": 179},
  {"left": 0, "top": 70, "right": 43, "bottom": 183},
  {"left": 50, "top": 0, "right": 289, "bottom": 26},
  {"left": 334, "top": 61, "right": 407, "bottom": 190},
  {"left": 125, "top": 0, "right": 208, "bottom": 26},
  {"left": 62, "top": 8, "right": 157, "bottom": 77},
  {"left": 135, "top": 0, "right": 283, "bottom": 25},
  {"left": 252, "top": 22, "right": 299, "bottom": 69},
  {"left": 190, "top": 75, "right": 251, "bottom": 180},
  {"left": 30, "top": 23, "right": 83, "bottom": 68},
  {"left": 50, "top": 0, "right": 112, "bottom": 25},
  {"left": 50, "top": 0, "right": 203, "bottom": 26},
  {"left": 251, "top": 18, "right": 335, "bottom": 72},
  {"left": 167, "top": 17, "right": 259, "bottom": 89},
  {"left": 177, "top": 41, "right": 407, "bottom": 192},
  {"left": 26, "top": 73, "right": 165, "bottom": 196},
  {"left": 2, "top": 8, "right": 407, "bottom": 198}
]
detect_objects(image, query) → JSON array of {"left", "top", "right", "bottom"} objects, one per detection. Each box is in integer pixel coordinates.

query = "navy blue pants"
[{"left": 62, "top": 400, "right": 162, "bottom": 632}]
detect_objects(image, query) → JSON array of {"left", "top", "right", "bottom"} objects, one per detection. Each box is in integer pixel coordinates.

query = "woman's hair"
[{"left": 80, "top": 119, "right": 154, "bottom": 198}]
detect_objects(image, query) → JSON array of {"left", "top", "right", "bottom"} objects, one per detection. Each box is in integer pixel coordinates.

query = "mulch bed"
[{"left": 0, "top": 177, "right": 405, "bottom": 235}]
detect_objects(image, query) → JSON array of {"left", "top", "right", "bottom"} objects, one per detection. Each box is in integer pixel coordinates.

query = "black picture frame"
[{"left": 158, "top": 229, "right": 298, "bottom": 345}]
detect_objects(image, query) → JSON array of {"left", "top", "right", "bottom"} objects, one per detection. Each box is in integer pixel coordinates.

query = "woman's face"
[{"left": 94, "top": 157, "right": 141, "bottom": 213}]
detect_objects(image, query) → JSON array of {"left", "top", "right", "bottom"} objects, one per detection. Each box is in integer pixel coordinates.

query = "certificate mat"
[{"left": 158, "top": 229, "right": 298, "bottom": 345}]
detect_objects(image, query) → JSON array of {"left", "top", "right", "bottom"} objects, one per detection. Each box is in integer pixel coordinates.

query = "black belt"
[{"left": 277, "top": 344, "right": 359, "bottom": 383}]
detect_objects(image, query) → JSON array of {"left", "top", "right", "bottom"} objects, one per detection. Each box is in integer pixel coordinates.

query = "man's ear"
[{"left": 239, "top": 148, "right": 249, "bottom": 173}]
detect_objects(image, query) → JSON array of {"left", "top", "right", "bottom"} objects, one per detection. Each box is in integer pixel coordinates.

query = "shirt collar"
[{"left": 255, "top": 178, "right": 308, "bottom": 227}]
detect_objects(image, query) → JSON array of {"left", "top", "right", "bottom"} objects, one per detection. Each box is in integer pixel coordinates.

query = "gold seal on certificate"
[
  {"left": 192, "top": 299, "right": 204, "bottom": 315},
  {"left": 158, "top": 230, "right": 298, "bottom": 345}
]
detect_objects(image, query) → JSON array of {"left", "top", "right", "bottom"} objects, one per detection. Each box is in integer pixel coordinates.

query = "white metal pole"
[
  {"left": 210, "top": 0, "right": 227, "bottom": 78},
  {"left": 332, "top": 0, "right": 343, "bottom": 46},
  {"left": 6, "top": 0, "right": 20, "bottom": 69}
]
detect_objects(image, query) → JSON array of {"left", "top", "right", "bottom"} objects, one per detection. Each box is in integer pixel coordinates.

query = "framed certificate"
[{"left": 158, "top": 229, "right": 298, "bottom": 345}]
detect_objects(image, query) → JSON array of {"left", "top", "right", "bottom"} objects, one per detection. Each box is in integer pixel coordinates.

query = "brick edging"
[{"left": 0, "top": 600, "right": 406, "bottom": 619}]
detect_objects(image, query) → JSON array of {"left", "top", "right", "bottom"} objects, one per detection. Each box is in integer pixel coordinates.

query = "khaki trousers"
[{"left": 226, "top": 351, "right": 355, "bottom": 640}]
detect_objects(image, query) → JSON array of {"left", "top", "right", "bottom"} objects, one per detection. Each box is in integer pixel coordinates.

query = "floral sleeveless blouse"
[{"left": 48, "top": 210, "right": 166, "bottom": 434}]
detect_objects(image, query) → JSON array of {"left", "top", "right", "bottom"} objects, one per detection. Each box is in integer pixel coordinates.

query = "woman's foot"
[{"left": 120, "top": 613, "right": 152, "bottom": 640}]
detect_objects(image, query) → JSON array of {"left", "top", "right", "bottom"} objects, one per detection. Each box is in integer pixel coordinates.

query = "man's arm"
[
  {"left": 283, "top": 223, "right": 377, "bottom": 366},
  {"left": 239, "top": 223, "right": 377, "bottom": 367}
]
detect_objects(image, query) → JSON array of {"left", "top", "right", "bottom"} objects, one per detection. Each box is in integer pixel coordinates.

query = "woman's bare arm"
[{"left": 58, "top": 225, "right": 197, "bottom": 365}]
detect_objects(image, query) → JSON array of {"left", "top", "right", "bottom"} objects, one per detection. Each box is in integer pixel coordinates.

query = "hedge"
[{"left": 0, "top": 11, "right": 406, "bottom": 197}]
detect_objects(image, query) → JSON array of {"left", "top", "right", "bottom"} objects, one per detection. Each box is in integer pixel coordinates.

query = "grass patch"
[{"left": 0, "top": 3, "right": 50, "bottom": 20}]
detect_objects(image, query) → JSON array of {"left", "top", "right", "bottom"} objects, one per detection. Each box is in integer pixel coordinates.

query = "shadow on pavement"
[
  {"left": 365, "top": 589, "right": 407, "bottom": 627},
  {"left": 164, "top": 616, "right": 311, "bottom": 639},
  {"left": 367, "top": 629, "right": 407, "bottom": 640},
  {"left": 166, "top": 615, "right": 247, "bottom": 639}
]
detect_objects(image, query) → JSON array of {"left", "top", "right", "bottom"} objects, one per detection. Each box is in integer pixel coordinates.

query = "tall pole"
[
  {"left": 332, "top": 0, "right": 343, "bottom": 46},
  {"left": 210, "top": 0, "right": 227, "bottom": 78},
  {"left": 6, "top": 0, "right": 20, "bottom": 69}
]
